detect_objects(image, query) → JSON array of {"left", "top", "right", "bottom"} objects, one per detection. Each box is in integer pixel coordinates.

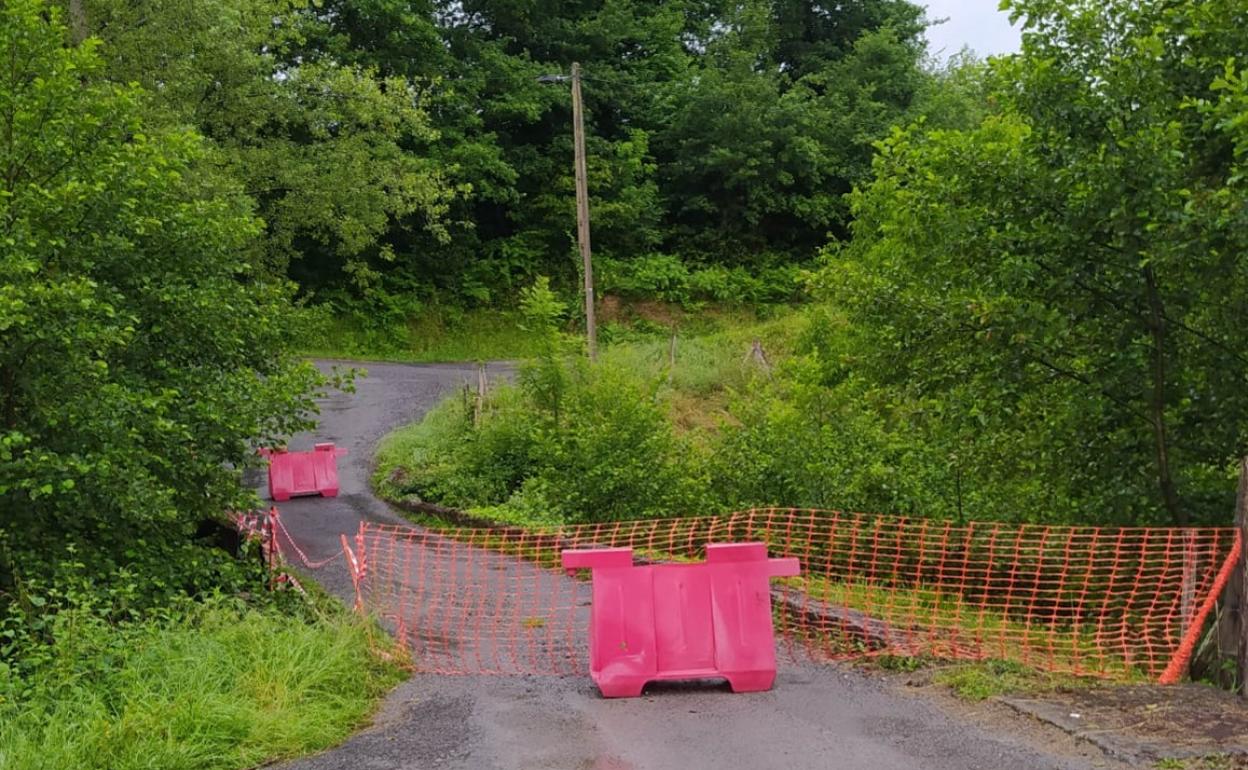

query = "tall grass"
[
  {"left": 301, "top": 308, "right": 544, "bottom": 362},
  {"left": 598, "top": 310, "right": 804, "bottom": 397},
  {"left": 302, "top": 300, "right": 804, "bottom": 365},
  {"left": 0, "top": 602, "right": 403, "bottom": 770}
]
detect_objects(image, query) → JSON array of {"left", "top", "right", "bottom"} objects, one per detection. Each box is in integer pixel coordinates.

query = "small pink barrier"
[
  {"left": 259, "top": 443, "right": 348, "bottom": 502},
  {"left": 562, "top": 542, "right": 800, "bottom": 698}
]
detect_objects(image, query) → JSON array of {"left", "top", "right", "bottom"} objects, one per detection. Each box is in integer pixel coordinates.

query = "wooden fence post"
[
  {"left": 667, "top": 332, "right": 677, "bottom": 385},
  {"left": 1180, "top": 529, "right": 1197, "bottom": 643},
  {"left": 745, "top": 339, "right": 772, "bottom": 376},
  {"left": 1215, "top": 457, "right": 1248, "bottom": 696},
  {"left": 474, "top": 362, "right": 488, "bottom": 427}
]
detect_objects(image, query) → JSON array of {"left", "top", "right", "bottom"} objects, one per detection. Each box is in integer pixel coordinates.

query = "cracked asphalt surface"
[{"left": 270, "top": 360, "right": 1118, "bottom": 770}]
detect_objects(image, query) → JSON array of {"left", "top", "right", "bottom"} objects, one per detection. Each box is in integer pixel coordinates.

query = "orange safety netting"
[{"left": 331, "top": 509, "right": 1240, "bottom": 682}]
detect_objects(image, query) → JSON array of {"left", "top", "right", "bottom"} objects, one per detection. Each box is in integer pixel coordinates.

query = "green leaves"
[
  {"left": 80, "top": 0, "right": 455, "bottom": 286},
  {"left": 382, "top": 357, "right": 706, "bottom": 524},
  {"left": 0, "top": 0, "right": 320, "bottom": 609},
  {"left": 819, "top": 0, "right": 1248, "bottom": 526}
]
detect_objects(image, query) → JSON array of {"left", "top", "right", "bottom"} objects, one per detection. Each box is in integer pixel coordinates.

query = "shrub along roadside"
[
  {"left": 374, "top": 277, "right": 734, "bottom": 525},
  {"left": 369, "top": 286, "right": 963, "bottom": 528},
  {"left": 0, "top": 0, "right": 327, "bottom": 653},
  {"left": 374, "top": 362, "right": 710, "bottom": 525},
  {"left": 369, "top": 288, "right": 926, "bottom": 526},
  {"left": 0, "top": 597, "right": 403, "bottom": 770},
  {"left": 374, "top": 293, "right": 1218, "bottom": 530},
  {"left": 595, "top": 254, "right": 806, "bottom": 307}
]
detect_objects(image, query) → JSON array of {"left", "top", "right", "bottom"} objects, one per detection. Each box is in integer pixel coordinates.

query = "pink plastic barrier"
[
  {"left": 562, "top": 542, "right": 800, "bottom": 698},
  {"left": 259, "top": 443, "right": 348, "bottom": 502}
]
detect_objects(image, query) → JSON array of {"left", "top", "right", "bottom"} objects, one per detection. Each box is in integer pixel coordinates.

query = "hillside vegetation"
[
  {"left": 61, "top": 0, "right": 962, "bottom": 331},
  {"left": 377, "top": 0, "right": 1248, "bottom": 530},
  {"left": 4, "top": 0, "right": 1248, "bottom": 763}
]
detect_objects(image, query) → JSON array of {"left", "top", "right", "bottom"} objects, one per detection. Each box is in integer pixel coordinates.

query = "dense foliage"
[
  {"left": 376, "top": 283, "right": 707, "bottom": 523},
  {"left": 371, "top": 0, "right": 1248, "bottom": 531},
  {"left": 68, "top": 0, "right": 940, "bottom": 318},
  {"left": 0, "top": 1, "right": 320, "bottom": 645},
  {"left": 373, "top": 0, "right": 1248, "bottom": 530},
  {"left": 821, "top": 0, "right": 1248, "bottom": 526},
  {"left": 75, "top": 0, "right": 452, "bottom": 310}
]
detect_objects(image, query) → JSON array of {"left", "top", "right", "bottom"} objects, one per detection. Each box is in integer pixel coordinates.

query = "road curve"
[{"left": 272, "top": 360, "right": 1114, "bottom": 770}]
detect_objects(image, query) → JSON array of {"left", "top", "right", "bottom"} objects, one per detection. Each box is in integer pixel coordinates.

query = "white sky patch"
[{"left": 923, "top": 0, "right": 1022, "bottom": 61}]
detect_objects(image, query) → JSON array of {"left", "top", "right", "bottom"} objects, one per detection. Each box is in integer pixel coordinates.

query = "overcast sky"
[{"left": 923, "top": 0, "right": 1022, "bottom": 61}]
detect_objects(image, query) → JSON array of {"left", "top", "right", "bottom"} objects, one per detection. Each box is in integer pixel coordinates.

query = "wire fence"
[{"left": 268, "top": 508, "right": 1241, "bottom": 682}]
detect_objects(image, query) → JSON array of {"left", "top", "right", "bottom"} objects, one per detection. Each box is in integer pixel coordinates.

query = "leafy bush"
[
  {"left": 686, "top": 263, "right": 805, "bottom": 305},
  {"left": 597, "top": 254, "right": 693, "bottom": 303},
  {"left": 527, "top": 365, "right": 708, "bottom": 522},
  {"left": 375, "top": 388, "right": 539, "bottom": 509},
  {"left": 0, "top": 0, "right": 322, "bottom": 627},
  {"left": 377, "top": 362, "right": 708, "bottom": 524},
  {"left": 708, "top": 355, "right": 952, "bottom": 516},
  {"left": 597, "top": 255, "right": 805, "bottom": 307},
  {"left": 376, "top": 281, "right": 710, "bottom": 524}
]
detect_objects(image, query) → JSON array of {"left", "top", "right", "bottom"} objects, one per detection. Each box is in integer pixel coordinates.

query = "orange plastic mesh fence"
[{"left": 339, "top": 509, "right": 1241, "bottom": 681}]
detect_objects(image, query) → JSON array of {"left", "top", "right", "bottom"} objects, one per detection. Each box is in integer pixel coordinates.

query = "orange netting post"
[
  {"left": 341, "top": 532, "right": 364, "bottom": 612},
  {"left": 1159, "top": 530, "right": 1242, "bottom": 684}
]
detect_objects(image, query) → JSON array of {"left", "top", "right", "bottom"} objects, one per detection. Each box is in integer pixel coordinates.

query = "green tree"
[
  {"left": 771, "top": 0, "right": 925, "bottom": 79},
  {"left": 0, "top": 1, "right": 320, "bottom": 604},
  {"left": 658, "top": 1, "right": 928, "bottom": 263},
  {"left": 913, "top": 51, "right": 992, "bottom": 132},
  {"left": 822, "top": 0, "right": 1248, "bottom": 525},
  {"left": 63, "top": 0, "right": 944, "bottom": 312},
  {"left": 290, "top": 0, "right": 934, "bottom": 303},
  {"left": 71, "top": 0, "right": 453, "bottom": 304}
]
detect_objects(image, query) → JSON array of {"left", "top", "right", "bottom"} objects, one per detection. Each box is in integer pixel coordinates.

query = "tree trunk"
[
  {"left": 68, "top": 0, "right": 89, "bottom": 44},
  {"left": 1144, "top": 264, "right": 1185, "bottom": 526}
]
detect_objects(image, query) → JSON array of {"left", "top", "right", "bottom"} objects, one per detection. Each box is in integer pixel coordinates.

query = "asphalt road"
[{"left": 271, "top": 360, "right": 1118, "bottom": 770}]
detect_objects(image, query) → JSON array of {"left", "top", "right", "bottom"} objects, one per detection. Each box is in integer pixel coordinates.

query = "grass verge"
[
  {"left": 1154, "top": 756, "right": 1247, "bottom": 770},
  {"left": 0, "top": 600, "right": 404, "bottom": 770},
  {"left": 301, "top": 300, "right": 801, "bottom": 365},
  {"left": 928, "top": 660, "right": 1086, "bottom": 700},
  {"left": 300, "top": 308, "right": 544, "bottom": 363}
]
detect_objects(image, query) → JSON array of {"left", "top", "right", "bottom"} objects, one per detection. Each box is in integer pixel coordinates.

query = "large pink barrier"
[
  {"left": 562, "top": 542, "right": 800, "bottom": 698},
  {"left": 260, "top": 443, "right": 347, "bottom": 502}
]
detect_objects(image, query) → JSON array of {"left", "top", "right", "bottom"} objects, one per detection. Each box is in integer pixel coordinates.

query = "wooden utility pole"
[
  {"left": 570, "top": 62, "right": 597, "bottom": 362},
  {"left": 1217, "top": 457, "right": 1248, "bottom": 696}
]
